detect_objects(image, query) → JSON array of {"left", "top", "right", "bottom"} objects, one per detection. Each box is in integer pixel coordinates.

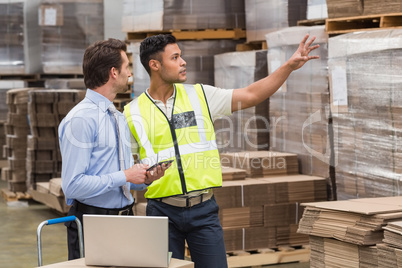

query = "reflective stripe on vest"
[{"left": 124, "top": 83, "right": 222, "bottom": 198}]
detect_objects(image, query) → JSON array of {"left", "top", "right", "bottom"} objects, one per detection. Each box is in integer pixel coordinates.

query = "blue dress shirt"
[{"left": 58, "top": 89, "right": 147, "bottom": 208}]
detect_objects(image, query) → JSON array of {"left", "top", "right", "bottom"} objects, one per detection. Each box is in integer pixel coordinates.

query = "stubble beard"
[{"left": 116, "top": 80, "right": 130, "bottom": 94}]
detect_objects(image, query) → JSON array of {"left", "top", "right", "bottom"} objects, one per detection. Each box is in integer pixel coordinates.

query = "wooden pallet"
[
  {"left": 184, "top": 245, "right": 310, "bottom": 267},
  {"left": 0, "top": 73, "right": 83, "bottom": 81},
  {"left": 1, "top": 188, "right": 31, "bottom": 202},
  {"left": 298, "top": 18, "right": 326, "bottom": 27},
  {"left": 37, "top": 73, "right": 83, "bottom": 79},
  {"left": 227, "top": 246, "right": 310, "bottom": 268},
  {"left": 0, "top": 73, "right": 37, "bottom": 81},
  {"left": 236, "top": 41, "right": 267, "bottom": 52},
  {"left": 326, "top": 12, "right": 402, "bottom": 35},
  {"left": 127, "top": 28, "right": 246, "bottom": 41}
]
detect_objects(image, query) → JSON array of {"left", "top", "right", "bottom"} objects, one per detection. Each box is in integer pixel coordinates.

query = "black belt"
[{"left": 73, "top": 200, "right": 134, "bottom": 215}]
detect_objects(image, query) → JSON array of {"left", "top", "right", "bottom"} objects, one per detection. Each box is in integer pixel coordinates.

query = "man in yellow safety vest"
[{"left": 124, "top": 34, "right": 319, "bottom": 268}]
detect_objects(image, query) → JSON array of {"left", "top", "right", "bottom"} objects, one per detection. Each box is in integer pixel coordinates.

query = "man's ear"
[
  {"left": 110, "top": 67, "right": 118, "bottom": 78},
  {"left": 149, "top": 59, "right": 159, "bottom": 72}
]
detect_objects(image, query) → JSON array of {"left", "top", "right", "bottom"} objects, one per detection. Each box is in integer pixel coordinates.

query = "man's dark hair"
[
  {"left": 83, "top": 38, "right": 127, "bottom": 89},
  {"left": 140, "top": 34, "right": 177, "bottom": 75}
]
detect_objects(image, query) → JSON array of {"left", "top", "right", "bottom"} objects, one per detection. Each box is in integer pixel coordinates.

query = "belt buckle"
[{"left": 118, "top": 208, "right": 130, "bottom": 215}]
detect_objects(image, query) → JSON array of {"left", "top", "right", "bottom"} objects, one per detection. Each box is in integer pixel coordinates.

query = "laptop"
[{"left": 83, "top": 214, "right": 170, "bottom": 267}]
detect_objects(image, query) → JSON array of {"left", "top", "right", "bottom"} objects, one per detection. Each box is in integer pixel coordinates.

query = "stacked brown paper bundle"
[
  {"left": 27, "top": 89, "right": 85, "bottom": 190},
  {"left": 215, "top": 175, "right": 327, "bottom": 209},
  {"left": 263, "top": 175, "right": 328, "bottom": 203},
  {"left": 0, "top": 82, "right": 27, "bottom": 166},
  {"left": 383, "top": 221, "right": 402, "bottom": 249},
  {"left": 34, "top": 178, "right": 64, "bottom": 197},
  {"left": 220, "top": 150, "right": 299, "bottom": 178},
  {"left": 264, "top": 203, "right": 303, "bottom": 228},
  {"left": 299, "top": 197, "right": 402, "bottom": 266},
  {"left": 214, "top": 174, "right": 327, "bottom": 251},
  {"left": 223, "top": 227, "right": 278, "bottom": 251},
  {"left": 49, "top": 178, "right": 64, "bottom": 197},
  {"left": 221, "top": 166, "right": 247, "bottom": 181},
  {"left": 133, "top": 172, "right": 328, "bottom": 252},
  {"left": 219, "top": 206, "right": 264, "bottom": 229},
  {"left": 0, "top": 121, "right": 5, "bottom": 162},
  {"left": 326, "top": 0, "right": 402, "bottom": 17},
  {"left": 377, "top": 243, "right": 402, "bottom": 267},
  {"left": 309, "top": 236, "right": 378, "bottom": 268},
  {"left": 376, "top": 220, "right": 402, "bottom": 266},
  {"left": 4, "top": 88, "right": 84, "bottom": 192},
  {"left": 363, "top": 0, "right": 402, "bottom": 15},
  {"left": 298, "top": 197, "right": 402, "bottom": 246},
  {"left": 3, "top": 88, "right": 35, "bottom": 192},
  {"left": 325, "top": 0, "right": 363, "bottom": 18},
  {"left": 29, "top": 177, "right": 70, "bottom": 213}
]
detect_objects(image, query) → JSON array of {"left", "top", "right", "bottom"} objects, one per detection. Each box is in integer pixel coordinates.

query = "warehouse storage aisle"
[{"left": 0, "top": 179, "right": 309, "bottom": 268}]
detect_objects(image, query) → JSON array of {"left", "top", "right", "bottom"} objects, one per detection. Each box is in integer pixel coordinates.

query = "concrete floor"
[
  {"left": 0, "top": 179, "right": 310, "bottom": 268},
  {"left": 0, "top": 181, "right": 68, "bottom": 267}
]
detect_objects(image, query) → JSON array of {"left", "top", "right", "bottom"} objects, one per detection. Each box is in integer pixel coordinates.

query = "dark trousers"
[
  {"left": 146, "top": 196, "right": 228, "bottom": 268},
  {"left": 65, "top": 203, "right": 134, "bottom": 260},
  {"left": 65, "top": 204, "right": 84, "bottom": 260}
]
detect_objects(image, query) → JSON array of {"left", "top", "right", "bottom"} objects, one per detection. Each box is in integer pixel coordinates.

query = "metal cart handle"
[{"left": 37, "top": 216, "right": 84, "bottom": 266}]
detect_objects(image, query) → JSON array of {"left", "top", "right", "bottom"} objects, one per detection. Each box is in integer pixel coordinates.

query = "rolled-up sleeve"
[{"left": 202, "top": 84, "right": 233, "bottom": 121}]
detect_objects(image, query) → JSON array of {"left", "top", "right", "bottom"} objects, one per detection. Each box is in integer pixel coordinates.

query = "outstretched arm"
[{"left": 231, "top": 34, "right": 320, "bottom": 112}]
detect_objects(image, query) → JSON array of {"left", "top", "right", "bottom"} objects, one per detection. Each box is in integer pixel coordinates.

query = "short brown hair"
[{"left": 83, "top": 38, "right": 127, "bottom": 89}]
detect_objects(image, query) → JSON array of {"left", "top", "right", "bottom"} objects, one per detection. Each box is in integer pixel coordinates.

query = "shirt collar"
[
  {"left": 145, "top": 88, "right": 176, "bottom": 103},
  {"left": 85, "top": 88, "right": 113, "bottom": 113}
]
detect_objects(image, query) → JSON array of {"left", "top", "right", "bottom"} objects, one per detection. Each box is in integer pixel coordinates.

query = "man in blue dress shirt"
[{"left": 58, "top": 38, "right": 169, "bottom": 260}]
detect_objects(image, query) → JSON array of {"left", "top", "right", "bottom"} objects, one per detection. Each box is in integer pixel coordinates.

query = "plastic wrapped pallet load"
[
  {"left": 245, "top": 0, "right": 308, "bottom": 43},
  {"left": 0, "top": 0, "right": 42, "bottom": 74},
  {"left": 265, "top": 26, "right": 333, "bottom": 198},
  {"left": 328, "top": 29, "right": 402, "bottom": 200},
  {"left": 306, "top": 0, "right": 327, "bottom": 20},
  {"left": 122, "top": 0, "right": 245, "bottom": 32},
  {"left": 214, "top": 49, "right": 269, "bottom": 152},
  {"left": 39, "top": 0, "right": 104, "bottom": 74}
]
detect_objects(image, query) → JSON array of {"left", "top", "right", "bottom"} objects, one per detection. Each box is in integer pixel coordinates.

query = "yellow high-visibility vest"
[{"left": 124, "top": 83, "right": 222, "bottom": 199}]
